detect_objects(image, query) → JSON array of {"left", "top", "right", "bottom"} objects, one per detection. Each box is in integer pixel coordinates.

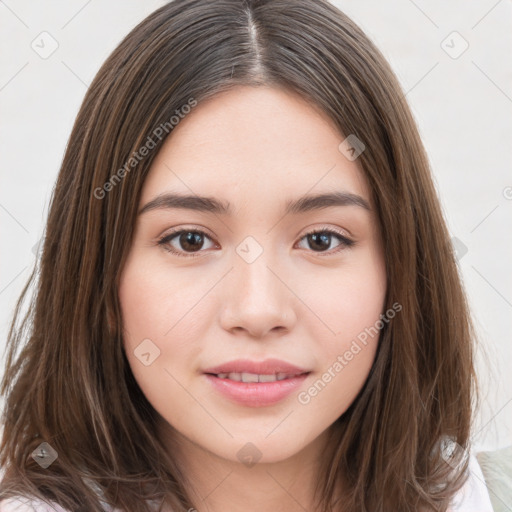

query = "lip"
[
  {"left": 202, "top": 358, "right": 309, "bottom": 376},
  {"left": 202, "top": 358, "right": 311, "bottom": 407}
]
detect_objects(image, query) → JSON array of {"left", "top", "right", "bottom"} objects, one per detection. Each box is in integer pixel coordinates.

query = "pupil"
[
  {"left": 309, "top": 233, "right": 330, "bottom": 251},
  {"left": 181, "top": 232, "right": 203, "bottom": 251}
]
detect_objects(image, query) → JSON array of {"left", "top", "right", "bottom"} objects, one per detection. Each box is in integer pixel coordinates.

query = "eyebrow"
[{"left": 138, "top": 191, "right": 371, "bottom": 216}]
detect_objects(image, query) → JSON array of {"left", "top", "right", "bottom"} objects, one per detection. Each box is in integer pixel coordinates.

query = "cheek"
[
  {"left": 301, "top": 252, "right": 386, "bottom": 341},
  {"left": 118, "top": 254, "right": 210, "bottom": 391},
  {"left": 118, "top": 253, "right": 208, "bottom": 346},
  {"left": 118, "top": 260, "right": 191, "bottom": 419},
  {"left": 296, "top": 252, "right": 386, "bottom": 409}
]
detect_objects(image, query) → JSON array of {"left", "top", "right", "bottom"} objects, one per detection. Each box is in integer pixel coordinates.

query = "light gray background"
[{"left": 1, "top": 0, "right": 511, "bottom": 452}]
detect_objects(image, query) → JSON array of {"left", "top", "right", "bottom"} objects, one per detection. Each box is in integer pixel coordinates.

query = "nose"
[{"left": 219, "top": 250, "right": 297, "bottom": 339}]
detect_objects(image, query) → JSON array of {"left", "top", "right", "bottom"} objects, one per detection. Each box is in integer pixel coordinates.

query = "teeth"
[
  {"left": 241, "top": 372, "right": 259, "bottom": 383},
  {"left": 258, "top": 374, "right": 278, "bottom": 382},
  {"left": 215, "top": 372, "right": 302, "bottom": 382}
]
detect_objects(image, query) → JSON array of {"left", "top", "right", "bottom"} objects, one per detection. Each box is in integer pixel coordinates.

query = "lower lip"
[{"left": 204, "top": 373, "right": 310, "bottom": 407}]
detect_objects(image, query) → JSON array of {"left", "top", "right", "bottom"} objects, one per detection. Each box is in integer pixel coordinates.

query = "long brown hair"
[{"left": 0, "top": 0, "right": 478, "bottom": 510}]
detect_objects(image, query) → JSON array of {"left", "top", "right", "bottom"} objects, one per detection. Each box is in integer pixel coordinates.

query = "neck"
[{"left": 157, "top": 421, "right": 336, "bottom": 512}]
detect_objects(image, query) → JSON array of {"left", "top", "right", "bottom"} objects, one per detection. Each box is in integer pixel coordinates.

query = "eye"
[
  {"left": 157, "top": 229, "right": 217, "bottom": 258},
  {"left": 295, "top": 227, "right": 355, "bottom": 255},
  {"left": 157, "top": 226, "right": 355, "bottom": 258}
]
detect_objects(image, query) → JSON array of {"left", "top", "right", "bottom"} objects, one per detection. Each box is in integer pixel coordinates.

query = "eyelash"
[{"left": 157, "top": 226, "right": 355, "bottom": 259}]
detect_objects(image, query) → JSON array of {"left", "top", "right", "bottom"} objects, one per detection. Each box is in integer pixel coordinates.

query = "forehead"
[{"left": 141, "top": 85, "right": 371, "bottom": 209}]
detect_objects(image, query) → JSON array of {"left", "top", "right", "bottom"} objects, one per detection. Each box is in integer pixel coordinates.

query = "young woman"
[{"left": 0, "top": 0, "right": 494, "bottom": 511}]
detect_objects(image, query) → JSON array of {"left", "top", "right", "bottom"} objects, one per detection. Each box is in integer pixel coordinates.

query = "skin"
[{"left": 118, "top": 85, "right": 387, "bottom": 511}]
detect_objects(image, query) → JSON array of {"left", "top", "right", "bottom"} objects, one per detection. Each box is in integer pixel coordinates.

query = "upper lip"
[{"left": 203, "top": 358, "right": 310, "bottom": 376}]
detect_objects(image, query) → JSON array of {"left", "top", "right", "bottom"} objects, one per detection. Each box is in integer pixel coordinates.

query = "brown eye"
[
  {"left": 306, "top": 232, "right": 332, "bottom": 251},
  {"left": 158, "top": 229, "right": 216, "bottom": 257},
  {"left": 176, "top": 231, "right": 205, "bottom": 252},
  {"left": 157, "top": 227, "right": 355, "bottom": 259},
  {"left": 296, "top": 229, "right": 355, "bottom": 254}
]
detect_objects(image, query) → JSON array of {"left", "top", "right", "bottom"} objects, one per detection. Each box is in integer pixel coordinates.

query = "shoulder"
[
  {"left": 448, "top": 453, "right": 494, "bottom": 512},
  {"left": 476, "top": 444, "right": 512, "bottom": 511},
  {"left": 0, "top": 496, "right": 122, "bottom": 512},
  {"left": 0, "top": 497, "right": 69, "bottom": 512},
  {"left": 0, "top": 496, "right": 159, "bottom": 512}
]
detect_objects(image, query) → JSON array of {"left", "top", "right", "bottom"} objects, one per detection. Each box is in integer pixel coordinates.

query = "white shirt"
[
  {"left": 0, "top": 454, "right": 494, "bottom": 511},
  {"left": 448, "top": 453, "right": 494, "bottom": 511}
]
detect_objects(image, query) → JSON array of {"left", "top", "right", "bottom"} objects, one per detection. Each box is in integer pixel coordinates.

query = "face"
[{"left": 118, "top": 85, "right": 387, "bottom": 465}]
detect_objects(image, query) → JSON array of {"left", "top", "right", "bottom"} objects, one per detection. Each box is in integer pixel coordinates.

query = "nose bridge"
[
  {"left": 235, "top": 234, "right": 284, "bottom": 304},
  {"left": 219, "top": 234, "right": 295, "bottom": 336}
]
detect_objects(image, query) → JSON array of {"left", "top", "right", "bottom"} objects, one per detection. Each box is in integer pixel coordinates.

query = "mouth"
[
  {"left": 202, "top": 358, "right": 312, "bottom": 407},
  {"left": 206, "top": 371, "right": 310, "bottom": 383},
  {"left": 202, "top": 358, "right": 310, "bottom": 377}
]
